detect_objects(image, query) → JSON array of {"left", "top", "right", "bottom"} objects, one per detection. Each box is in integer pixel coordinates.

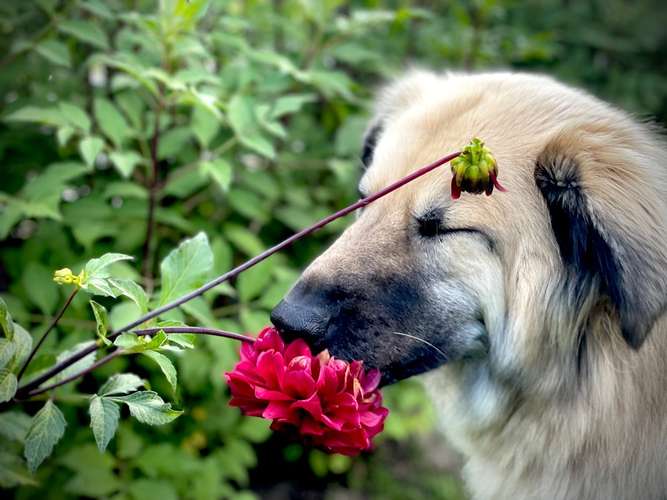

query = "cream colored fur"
[{"left": 357, "top": 71, "right": 667, "bottom": 500}]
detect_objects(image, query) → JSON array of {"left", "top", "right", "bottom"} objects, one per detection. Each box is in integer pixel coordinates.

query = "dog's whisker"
[{"left": 390, "top": 331, "right": 447, "bottom": 360}]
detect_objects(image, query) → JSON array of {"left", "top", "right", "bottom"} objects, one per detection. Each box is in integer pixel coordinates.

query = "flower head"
[
  {"left": 450, "top": 137, "right": 506, "bottom": 199},
  {"left": 53, "top": 267, "right": 85, "bottom": 286},
  {"left": 225, "top": 327, "right": 389, "bottom": 456}
]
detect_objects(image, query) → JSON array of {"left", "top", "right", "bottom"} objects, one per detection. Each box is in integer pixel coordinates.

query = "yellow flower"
[{"left": 53, "top": 268, "right": 85, "bottom": 286}]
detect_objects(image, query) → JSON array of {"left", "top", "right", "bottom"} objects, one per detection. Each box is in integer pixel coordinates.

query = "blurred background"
[{"left": 0, "top": 1, "right": 665, "bottom": 499}]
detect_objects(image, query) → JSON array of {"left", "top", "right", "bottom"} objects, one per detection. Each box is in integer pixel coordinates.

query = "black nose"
[{"left": 270, "top": 298, "right": 330, "bottom": 348}]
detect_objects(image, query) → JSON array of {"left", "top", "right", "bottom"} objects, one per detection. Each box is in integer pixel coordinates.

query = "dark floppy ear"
[
  {"left": 535, "top": 141, "right": 667, "bottom": 349},
  {"left": 360, "top": 124, "right": 382, "bottom": 169}
]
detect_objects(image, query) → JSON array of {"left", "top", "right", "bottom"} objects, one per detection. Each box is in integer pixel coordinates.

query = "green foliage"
[{"left": 0, "top": 0, "right": 663, "bottom": 498}]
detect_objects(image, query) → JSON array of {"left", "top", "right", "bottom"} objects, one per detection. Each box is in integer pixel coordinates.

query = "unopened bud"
[{"left": 450, "top": 138, "right": 506, "bottom": 199}]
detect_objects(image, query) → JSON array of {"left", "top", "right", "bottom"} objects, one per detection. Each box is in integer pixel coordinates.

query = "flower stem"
[
  {"left": 19, "top": 327, "right": 254, "bottom": 399},
  {"left": 14, "top": 150, "right": 460, "bottom": 399},
  {"left": 16, "top": 288, "right": 79, "bottom": 382}
]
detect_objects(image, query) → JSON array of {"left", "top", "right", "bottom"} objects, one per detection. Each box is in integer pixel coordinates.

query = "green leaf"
[
  {"left": 129, "top": 479, "right": 179, "bottom": 500},
  {"left": 103, "top": 181, "right": 147, "bottom": 199},
  {"left": 0, "top": 451, "right": 37, "bottom": 488},
  {"left": 109, "top": 279, "right": 148, "bottom": 314},
  {"left": 0, "top": 411, "right": 32, "bottom": 442},
  {"left": 22, "top": 262, "right": 59, "bottom": 314},
  {"left": 109, "top": 150, "right": 143, "bottom": 178},
  {"left": 99, "top": 373, "right": 144, "bottom": 396},
  {"left": 0, "top": 297, "right": 14, "bottom": 339},
  {"left": 54, "top": 341, "right": 96, "bottom": 382},
  {"left": 59, "top": 19, "right": 109, "bottom": 49},
  {"left": 84, "top": 252, "right": 134, "bottom": 279},
  {"left": 0, "top": 369, "right": 17, "bottom": 403},
  {"left": 166, "top": 333, "right": 196, "bottom": 349},
  {"left": 90, "top": 300, "right": 110, "bottom": 345},
  {"left": 89, "top": 395, "right": 119, "bottom": 452},
  {"left": 191, "top": 104, "right": 219, "bottom": 147},
  {"left": 57, "top": 125, "right": 75, "bottom": 146},
  {"left": 200, "top": 158, "right": 233, "bottom": 192},
  {"left": 79, "top": 136, "right": 105, "bottom": 167},
  {"left": 237, "top": 260, "right": 274, "bottom": 302},
  {"left": 227, "top": 94, "right": 275, "bottom": 159},
  {"left": 223, "top": 224, "right": 265, "bottom": 256},
  {"left": 0, "top": 338, "right": 16, "bottom": 370},
  {"left": 60, "top": 444, "right": 119, "bottom": 496},
  {"left": 114, "top": 331, "right": 167, "bottom": 353},
  {"left": 269, "top": 94, "right": 316, "bottom": 119},
  {"left": 142, "top": 351, "right": 177, "bottom": 392},
  {"left": 5, "top": 106, "right": 67, "bottom": 128},
  {"left": 35, "top": 38, "right": 71, "bottom": 67},
  {"left": 10, "top": 324, "right": 32, "bottom": 372},
  {"left": 59, "top": 101, "right": 91, "bottom": 132},
  {"left": 24, "top": 400, "right": 67, "bottom": 472},
  {"left": 93, "top": 97, "right": 130, "bottom": 146},
  {"left": 110, "top": 391, "right": 182, "bottom": 425},
  {"left": 159, "top": 232, "right": 213, "bottom": 305}
]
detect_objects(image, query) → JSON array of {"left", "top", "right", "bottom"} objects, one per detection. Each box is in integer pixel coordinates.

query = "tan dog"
[{"left": 271, "top": 71, "right": 667, "bottom": 499}]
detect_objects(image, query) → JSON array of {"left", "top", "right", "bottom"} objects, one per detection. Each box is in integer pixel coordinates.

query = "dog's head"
[{"left": 271, "top": 71, "right": 667, "bottom": 386}]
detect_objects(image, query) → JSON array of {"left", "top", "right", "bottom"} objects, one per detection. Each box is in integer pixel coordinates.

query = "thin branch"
[
  {"left": 141, "top": 100, "right": 163, "bottom": 293},
  {"left": 14, "top": 150, "right": 461, "bottom": 398},
  {"left": 133, "top": 326, "right": 256, "bottom": 343},
  {"left": 20, "top": 350, "right": 122, "bottom": 399},
  {"left": 17, "top": 288, "right": 79, "bottom": 382}
]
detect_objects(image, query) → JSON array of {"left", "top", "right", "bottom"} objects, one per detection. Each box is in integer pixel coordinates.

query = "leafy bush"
[{"left": 0, "top": 1, "right": 663, "bottom": 499}]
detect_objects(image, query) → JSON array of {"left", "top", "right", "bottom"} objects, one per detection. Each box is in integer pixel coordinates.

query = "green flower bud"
[{"left": 450, "top": 138, "right": 506, "bottom": 199}]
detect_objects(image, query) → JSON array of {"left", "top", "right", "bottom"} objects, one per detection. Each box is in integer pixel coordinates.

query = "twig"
[
  {"left": 20, "top": 327, "right": 255, "bottom": 399},
  {"left": 141, "top": 100, "right": 163, "bottom": 293},
  {"left": 16, "top": 288, "right": 79, "bottom": 382},
  {"left": 20, "top": 350, "right": 122, "bottom": 399},
  {"left": 14, "top": 150, "right": 460, "bottom": 398}
]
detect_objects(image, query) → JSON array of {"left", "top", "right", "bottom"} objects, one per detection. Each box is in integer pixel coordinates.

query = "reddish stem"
[{"left": 15, "top": 150, "right": 460, "bottom": 398}]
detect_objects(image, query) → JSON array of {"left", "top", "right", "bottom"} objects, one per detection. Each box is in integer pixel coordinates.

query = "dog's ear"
[
  {"left": 535, "top": 133, "right": 667, "bottom": 349},
  {"left": 360, "top": 70, "right": 442, "bottom": 170}
]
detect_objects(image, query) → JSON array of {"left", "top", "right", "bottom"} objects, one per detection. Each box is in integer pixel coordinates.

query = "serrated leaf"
[
  {"left": 159, "top": 232, "right": 213, "bottom": 305},
  {"left": 90, "top": 301, "right": 110, "bottom": 345},
  {"left": 24, "top": 400, "right": 67, "bottom": 472},
  {"left": 35, "top": 38, "right": 71, "bottom": 67},
  {"left": 59, "top": 102, "right": 91, "bottom": 132},
  {"left": 142, "top": 351, "right": 177, "bottom": 392},
  {"left": 59, "top": 19, "right": 109, "bottom": 49},
  {"left": 0, "top": 338, "right": 16, "bottom": 370},
  {"left": 269, "top": 93, "right": 316, "bottom": 119},
  {"left": 166, "top": 333, "right": 196, "bottom": 349},
  {"left": 55, "top": 341, "right": 96, "bottom": 382},
  {"left": 227, "top": 94, "right": 275, "bottom": 159},
  {"left": 10, "top": 324, "right": 32, "bottom": 372},
  {"left": 93, "top": 97, "right": 130, "bottom": 146},
  {"left": 79, "top": 136, "right": 104, "bottom": 167},
  {"left": 84, "top": 252, "right": 134, "bottom": 279},
  {"left": 109, "top": 150, "right": 143, "bottom": 178},
  {"left": 0, "top": 369, "right": 17, "bottom": 403},
  {"left": 200, "top": 158, "right": 232, "bottom": 192},
  {"left": 0, "top": 411, "right": 32, "bottom": 442},
  {"left": 99, "top": 373, "right": 144, "bottom": 396},
  {"left": 191, "top": 104, "right": 219, "bottom": 147},
  {"left": 0, "top": 297, "right": 15, "bottom": 339},
  {"left": 110, "top": 391, "right": 182, "bottom": 425},
  {"left": 109, "top": 279, "right": 148, "bottom": 314},
  {"left": 114, "top": 331, "right": 167, "bottom": 353},
  {"left": 89, "top": 396, "right": 119, "bottom": 452}
]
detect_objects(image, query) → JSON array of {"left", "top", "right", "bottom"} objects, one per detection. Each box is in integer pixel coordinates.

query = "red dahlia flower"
[{"left": 225, "top": 327, "right": 389, "bottom": 456}]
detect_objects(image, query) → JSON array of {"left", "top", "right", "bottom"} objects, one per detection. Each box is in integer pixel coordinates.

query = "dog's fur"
[{"left": 271, "top": 71, "right": 667, "bottom": 499}]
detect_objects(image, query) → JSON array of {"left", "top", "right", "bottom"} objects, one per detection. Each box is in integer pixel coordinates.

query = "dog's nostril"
[{"left": 270, "top": 299, "right": 328, "bottom": 347}]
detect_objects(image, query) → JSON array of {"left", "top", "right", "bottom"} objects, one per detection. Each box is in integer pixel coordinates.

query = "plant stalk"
[
  {"left": 16, "top": 288, "right": 79, "bottom": 382},
  {"left": 15, "top": 150, "right": 460, "bottom": 399}
]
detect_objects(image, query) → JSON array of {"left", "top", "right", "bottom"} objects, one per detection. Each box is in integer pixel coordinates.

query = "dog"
[{"left": 271, "top": 70, "right": 667, "bottom": 500}]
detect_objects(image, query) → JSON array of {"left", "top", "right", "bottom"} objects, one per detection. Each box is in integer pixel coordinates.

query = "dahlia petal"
[
  {"left": 256, "top": 351, "right": 285, "bottom": 388},
  {"left": 263, "top": 401, "right": 291, "bottom": 420},
  {"left": 451, "top": 176, "right": 461, "bottom": 199},
  {"left": 255, "top": 327, "right": 285, "bottom": 352},
  {"left": 282, "top": 369, "right": 316, "bottom": 399},
  {"left": 361, "top": 368, "right": 381, "bottom": 393},
  {"left": 284, "top": 339, "right": 311, "bottom": 362},
  {"left": 255, "top": 387, "right": 293, "bottom": 401},
  {"left": 291, "top": 393, "right": 323, "bottom": 420}
]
